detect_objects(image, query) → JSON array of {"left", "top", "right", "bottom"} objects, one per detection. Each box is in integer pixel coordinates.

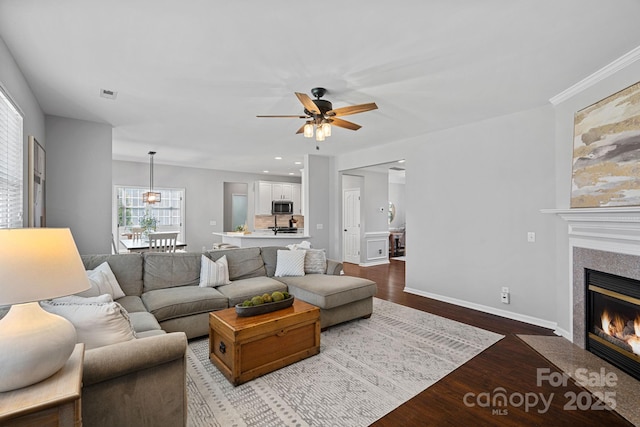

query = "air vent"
[
  {"left": 99, "top": 88, "right": 118, "bottom": 100},
  {"left": 389, "top": 166, "right": 405, "bottom": 171}
]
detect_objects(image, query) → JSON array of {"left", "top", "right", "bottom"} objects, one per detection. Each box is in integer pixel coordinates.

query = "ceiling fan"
[{"left": 257, "top": 87, "right": 378, "bottom": 148}]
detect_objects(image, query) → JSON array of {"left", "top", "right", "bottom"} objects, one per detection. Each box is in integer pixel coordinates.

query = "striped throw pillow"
[
  {"left": 199, "top": 254, "right": 231, "bottom": 287},
  {"left": 304, "top": 249, "right": 327, "bottom": 274}
]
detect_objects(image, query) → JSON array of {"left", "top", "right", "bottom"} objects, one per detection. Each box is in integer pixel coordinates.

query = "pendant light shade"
[{"left": 143, "top": 151, "right": 161, "bottom": 204}]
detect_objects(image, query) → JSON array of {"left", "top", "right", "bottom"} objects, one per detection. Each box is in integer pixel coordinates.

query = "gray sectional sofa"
[{"left": 78, "top": 246, "right": 377, "bottom": 427}]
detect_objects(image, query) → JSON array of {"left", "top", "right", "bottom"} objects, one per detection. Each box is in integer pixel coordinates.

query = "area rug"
[{"left": 186, "top": 298, "right": 503, "bottom": 427}]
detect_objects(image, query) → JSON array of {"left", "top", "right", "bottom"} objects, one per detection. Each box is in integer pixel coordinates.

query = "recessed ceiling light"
[
  {"left": 263, "top": 170, "right": 269, "bottom": 173},
  {"left": 289, "top": 172, "right": 295, "bottom": 175},
  {"left": 99, "top": 88, "right": 118, "bottom": 100},
  {"left": 398, "top": 159, "right": 405, "bottom": 163},
  {"left": 275, "top": 156, "right": 282, "bottom": 160},
  {"left": 294, "top": 161, "right": 302, "bottom": 165}
]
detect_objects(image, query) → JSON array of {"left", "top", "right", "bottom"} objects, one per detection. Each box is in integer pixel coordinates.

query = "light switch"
[
  {"left": 210, "top": 220, "right": 217, "bottom": 226},
  {"left": 316, "top": 224, "right": 323, "bottom": 230},
  {"left": 527, "top": 232, "right": 535, "bottom": 242}
]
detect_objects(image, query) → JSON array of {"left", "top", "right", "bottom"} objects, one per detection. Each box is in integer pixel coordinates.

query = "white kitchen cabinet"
[
  {"left": 271, "top": 183, "right": 293, "bottom": 200},
  {"left": 256, "top": 181, "right": 274, "bottom": 215},
  {"left": 255, "top": 181, "right": 302, "bottom": 215}
]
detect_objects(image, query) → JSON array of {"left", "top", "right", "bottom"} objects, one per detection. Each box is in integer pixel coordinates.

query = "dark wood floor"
[{"left": 343, "top": 260, "right": 633, "bottom": 427}]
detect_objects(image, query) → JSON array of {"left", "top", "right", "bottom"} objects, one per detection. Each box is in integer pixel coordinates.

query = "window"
[
  {"left": 0, "top": 86, "right": 23, "bottom": 229},
  {"left": 114, "top": 185, "right": 185, "bottom": 238}
]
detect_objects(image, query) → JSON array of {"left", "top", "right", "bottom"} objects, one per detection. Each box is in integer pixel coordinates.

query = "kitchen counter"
[{"left": 212, "top": 231, "right": 311, "bottom": 248}]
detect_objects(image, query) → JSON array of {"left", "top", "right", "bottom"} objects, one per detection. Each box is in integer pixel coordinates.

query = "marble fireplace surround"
[{"left": 547, "top": 207, "right": 640, "bottom": 348}]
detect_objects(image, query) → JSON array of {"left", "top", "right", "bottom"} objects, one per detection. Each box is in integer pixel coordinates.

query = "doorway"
[
  {"left": 341, "top": 160, "right": 406, "bottom": 265},
  {"left": 223, "top": 182, "right": 248, "bottom": 232}
]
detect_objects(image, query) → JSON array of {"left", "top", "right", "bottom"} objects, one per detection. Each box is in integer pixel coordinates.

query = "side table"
[{"left": 0, "top": 343, "right": 84, "bottom": 427}]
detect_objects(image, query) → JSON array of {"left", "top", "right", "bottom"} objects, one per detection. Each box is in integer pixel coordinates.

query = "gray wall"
[
  {"left": 389, "top": 182, "right": 405, "bottom": 229},
  {"left": 46, "top": 116, "right": 112, "bottom": 254},
  {"left": 304, "top": 154, "right": 332, "bottom": 253},
  {"left": 113, "top": 160, "right": 300, "bottom": 253},
  {"left": 337, "top": 104, "right": 558, "bottom": 327},
  {"left": 0, "top": 36, "right": 45, "bottom": 227}
]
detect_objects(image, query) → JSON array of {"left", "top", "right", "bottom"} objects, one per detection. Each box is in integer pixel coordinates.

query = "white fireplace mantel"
[
  {"left": 542, "top": 207, "right": 640, "bottom": 245},
  {"left": 542, "top": 207, "right": 640, "bottom": 343}
]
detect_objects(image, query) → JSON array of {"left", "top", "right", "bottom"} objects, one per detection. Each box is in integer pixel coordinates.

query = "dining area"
[{"left": 116, "top": 228, "right": 187, "bottom": 253}]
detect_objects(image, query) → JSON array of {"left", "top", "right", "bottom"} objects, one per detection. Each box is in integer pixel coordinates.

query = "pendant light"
[{"left": 142, "top": 151, "right": 161, "bottom": 204}]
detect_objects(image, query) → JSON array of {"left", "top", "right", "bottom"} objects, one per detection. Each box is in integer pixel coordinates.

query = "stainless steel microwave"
[{"left": 272, "top": 200, "right": 293, "bottom": 215}]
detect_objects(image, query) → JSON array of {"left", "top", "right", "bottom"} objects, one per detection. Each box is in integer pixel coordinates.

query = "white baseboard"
[
  {"left": 403, "top": 286, "right": 558, "bottom": 331},
  {"left": 553, "top": 326, "right": 572, "bottom": 342},
  {"left": 360, "top": 259, "right": 390, "bottom": 267}
]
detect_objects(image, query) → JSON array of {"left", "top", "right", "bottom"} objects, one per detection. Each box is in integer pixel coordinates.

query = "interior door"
[{"left": 343, "top": 188, "right": 361, "bottom": 264}]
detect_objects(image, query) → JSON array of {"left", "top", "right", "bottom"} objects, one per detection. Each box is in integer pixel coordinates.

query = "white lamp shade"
[
  {"left": 0, "top": 228, "right": 89, "bottom": 392},
  {"left": 0, "top": 228, "right": 90, "bottom": 304}
]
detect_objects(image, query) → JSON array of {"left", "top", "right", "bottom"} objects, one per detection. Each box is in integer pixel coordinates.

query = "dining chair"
[
  {"left": 148, "top": 232, "right": 178, "bottom": 253},
  {"left": 131, "top": 227, "right": 145, "bottom": 240}
]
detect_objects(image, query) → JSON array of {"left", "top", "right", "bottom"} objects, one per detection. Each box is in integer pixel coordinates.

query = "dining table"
[{"left": 119, "top": 237, "right": 187, "bottom": 253}]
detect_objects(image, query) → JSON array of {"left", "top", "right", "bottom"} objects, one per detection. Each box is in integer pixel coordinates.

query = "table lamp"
[{"left": 0, "top": 228, "right": 90, "bottom": 392}]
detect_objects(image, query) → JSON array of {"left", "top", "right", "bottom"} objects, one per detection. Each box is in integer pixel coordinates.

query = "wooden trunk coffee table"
[{"left": 209, "top": 299, "right": 320, "bottom": 386}]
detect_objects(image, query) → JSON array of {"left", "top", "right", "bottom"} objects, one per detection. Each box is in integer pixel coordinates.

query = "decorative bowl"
[{"left": 235, "top": 296, "right": 294, "bottom": 317}]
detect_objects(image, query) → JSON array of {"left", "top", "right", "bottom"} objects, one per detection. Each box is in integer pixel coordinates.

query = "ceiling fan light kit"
[{"left": 257, "top": 87, "right": 378, "bottom": 148}]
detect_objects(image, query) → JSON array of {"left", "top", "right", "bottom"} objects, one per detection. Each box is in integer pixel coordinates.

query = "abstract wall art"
[{"left": 571, "top": 81, "right": 640, "bottom": 208}]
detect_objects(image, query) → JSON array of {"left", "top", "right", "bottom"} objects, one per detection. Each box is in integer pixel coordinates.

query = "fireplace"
[{"left": 586, "top": 269, "right": 640, "bottom": 380}]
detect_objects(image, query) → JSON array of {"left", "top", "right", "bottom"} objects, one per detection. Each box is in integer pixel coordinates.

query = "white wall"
[
  {"left": 0, "top": 36, "right": 45, "bottom": 226},
  {"left": 46, "top": 116, "right": 112, "bottom": 254},
  {"left": 337, "top": 105, "right": 558, "bottom": 327},
  {"left": 551, "top": 55, "right": 640, "bottom": 336}
]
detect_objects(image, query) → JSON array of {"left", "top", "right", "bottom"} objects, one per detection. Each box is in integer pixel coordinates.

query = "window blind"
[{"left": 0, "top": 87, "right": 24, "bottom": 229}]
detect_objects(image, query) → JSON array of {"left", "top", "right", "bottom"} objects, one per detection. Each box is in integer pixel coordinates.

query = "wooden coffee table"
[{"left": 209, "top": 299, "right": 320, "bottom": 386}]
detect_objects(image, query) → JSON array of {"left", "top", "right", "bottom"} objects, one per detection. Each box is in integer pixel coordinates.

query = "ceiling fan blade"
[
  {"left": 295, "top": 124, "right": 305, "bottom": 134},
  {"left": 256, "top": 115, "right": 308, "bottom": 118},
  {"left": 295, "top": 92, "right": 321, "bottom": 115},
  {"left": 327, "top": 102, "right": 378, "bottom": 117},
  {"left": 330, "top": 118, "right": 362, "bottom": 131}
]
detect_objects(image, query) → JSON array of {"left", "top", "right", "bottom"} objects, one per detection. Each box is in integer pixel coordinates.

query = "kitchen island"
[{"left": 212, "top": 231, "right": 311, "bottom": 248}]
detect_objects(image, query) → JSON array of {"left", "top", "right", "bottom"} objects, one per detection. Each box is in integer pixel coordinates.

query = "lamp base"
[{"left": 0, "top": 302, "right": 77, "bottom": 392}]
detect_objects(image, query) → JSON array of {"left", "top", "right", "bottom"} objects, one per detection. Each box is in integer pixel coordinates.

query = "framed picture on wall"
[
  {"left": 28, "top": 135, "right": 45, "bottom": 227},
  {"left": 571, "top": 81, "right": 640, "bottom": 208}
]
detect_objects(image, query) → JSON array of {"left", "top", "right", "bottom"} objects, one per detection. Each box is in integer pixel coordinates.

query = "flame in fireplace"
[
  {"left": 599, "top": 311, "right": 640, "bottom": 356},
  {"left": 601, "top": 310, "right": 612, "bottom": 335}
]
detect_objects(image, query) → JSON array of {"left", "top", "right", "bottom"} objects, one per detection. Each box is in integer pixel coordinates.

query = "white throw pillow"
[
  {"left": 275, "top": 249, "right": 306, "bottom": 277},
  {"left": 76, "top": 270, "right": 110, "bottom": 298},
  {"left": 41, "top": 298, "right": 135, "bottom": 350},
  {"left": 304, "top": 249, "right": 327, "bottom": 274},
  {"left": 78, "top": 262, "right": 126, "bottom": 299},
  {"left": 199, "top": 255, "right": 231, "bottom": 287}
]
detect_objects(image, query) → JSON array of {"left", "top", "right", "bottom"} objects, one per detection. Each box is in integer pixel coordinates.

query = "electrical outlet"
[{"left": 501, "top": 292, "right": 510, "bottom": 304}]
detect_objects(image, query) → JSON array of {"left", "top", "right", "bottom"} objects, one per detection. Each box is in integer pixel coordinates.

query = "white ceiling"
[{"left": 1, "top": 1, "right": 640, "bottom": 177}]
